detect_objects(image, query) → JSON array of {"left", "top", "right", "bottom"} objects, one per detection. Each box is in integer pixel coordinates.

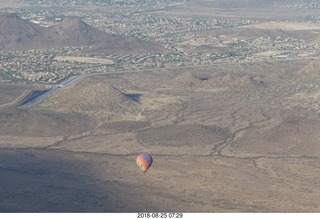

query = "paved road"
[{"left": 18, "top": 76, "right": 80, "bottom": 110}]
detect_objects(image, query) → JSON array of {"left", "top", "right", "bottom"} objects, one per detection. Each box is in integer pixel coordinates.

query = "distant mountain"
[
  {"left": 0, "top": 12, "right": 168, "bottom": 54},
  {"left": 0, "top": 13, "right": 46, "bottom": 50},
  {"left": 47, "top": 18, "right": 105, "bottom": 46}
]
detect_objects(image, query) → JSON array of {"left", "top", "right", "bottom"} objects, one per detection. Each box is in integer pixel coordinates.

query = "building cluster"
[
  {"left": 1, "top": 33, "right": 319, "bottom": 84},
  {"left": 1, "top": 0, "right": 320, "bottom": 84},
  {"left": 274, "top": 0, "right": 320, "bottom": 9},
  {"left": 0, "top": 49, "right": 75, "bottom": 83},
  {"left": 85, "top": 13, "right": 256, "bottom": 43}
]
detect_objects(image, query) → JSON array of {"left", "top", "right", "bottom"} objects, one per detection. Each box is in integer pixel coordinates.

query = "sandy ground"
[
  {"left": 1, "top": 0, "right": 320, "bottom": 212},
  {"left": 241, "top": 22, "right": 320, "bottom": 31},
  {"left": 1, "top": 59, "right": 320, "bottom": 212},
  {"left": 54, "top": 56, "right": 114, "bottom": 65}
]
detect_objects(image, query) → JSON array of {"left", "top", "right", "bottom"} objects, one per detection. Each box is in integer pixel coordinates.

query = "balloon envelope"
[{"left": 136, "top": 154, "right": 153, "bottom": 173}]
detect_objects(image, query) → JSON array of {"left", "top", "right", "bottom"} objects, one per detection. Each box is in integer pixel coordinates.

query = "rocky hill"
[
  {"left": 37, "top": 80, "right": 141, "bottom": 120},
  {"left": 0, "top": 13, "right": 45, "bottom": 50},
  {"left": 172, "top": 71, "right": 265, "bottom": 89}
]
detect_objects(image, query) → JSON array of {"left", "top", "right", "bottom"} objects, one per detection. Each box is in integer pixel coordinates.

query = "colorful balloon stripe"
[{"left": 136, "top": 154, "right": 153, "bottom": 173}]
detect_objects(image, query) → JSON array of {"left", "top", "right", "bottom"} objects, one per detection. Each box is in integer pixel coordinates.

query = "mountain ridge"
[{"left": 0, "top": 12, "right": 168, "bottom": 54}]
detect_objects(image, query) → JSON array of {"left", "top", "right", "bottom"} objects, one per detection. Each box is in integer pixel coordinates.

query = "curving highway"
[{"left": 18, "top": 76, "right": 80, "bottom": 110}]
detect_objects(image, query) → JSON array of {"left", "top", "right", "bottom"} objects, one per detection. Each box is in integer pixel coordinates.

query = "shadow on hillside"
[
  {"left": 124, "top": 93, "right": 143, "bottom": 102},
  {"left": 0, "top": 149, "right": 137, "bottom": 212}
]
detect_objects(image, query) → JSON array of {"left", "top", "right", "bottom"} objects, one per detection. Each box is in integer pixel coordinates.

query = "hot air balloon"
[{"left": 136, "top": 154, "right": 153, "bottom": 173}]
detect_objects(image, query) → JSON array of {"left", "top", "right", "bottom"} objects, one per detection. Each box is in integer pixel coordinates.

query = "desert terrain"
[
  {"left": 1, "top": 59, "right": 320, "bottom": 212},
  {"left": 1, "top": 0, "right": 320, "bottom": 213}
]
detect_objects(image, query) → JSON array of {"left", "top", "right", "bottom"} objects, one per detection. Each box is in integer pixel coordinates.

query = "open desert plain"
[{"left": 0, "top": 0, "right": 320, "bottom": 213}]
